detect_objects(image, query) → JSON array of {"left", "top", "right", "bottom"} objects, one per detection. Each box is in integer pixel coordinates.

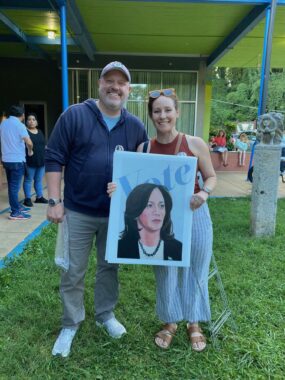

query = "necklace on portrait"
[{"left": 138, "top": 239, "right": 162, "bottom": 257}]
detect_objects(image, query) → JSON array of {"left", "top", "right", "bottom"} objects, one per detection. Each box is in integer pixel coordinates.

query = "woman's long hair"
[
  {"left": 217, "top": 129, "right": 226, "bottom": 137},
  {"left": 120, "top": 183, "right": 174, "bottom": 241}
]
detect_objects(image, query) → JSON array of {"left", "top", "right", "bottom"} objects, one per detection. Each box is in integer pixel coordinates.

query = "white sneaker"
[
  {"left": 96, "top": 317, "right": 126, "bottom": 339},
  {"left": 52, "top": 328, "right": 77, "bottom": 357}
]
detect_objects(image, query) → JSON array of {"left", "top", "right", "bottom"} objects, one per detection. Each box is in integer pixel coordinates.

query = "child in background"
[
  {"left": 235, "top": 133, "right": 249, "bottom": 166},
  {"left": 208, "top": 136, "right": 216, "bottom": 151}
]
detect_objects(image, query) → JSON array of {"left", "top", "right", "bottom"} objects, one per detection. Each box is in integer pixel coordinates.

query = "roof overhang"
[{"left": 0, "top": 0, "right": 284, "bottom": 68}]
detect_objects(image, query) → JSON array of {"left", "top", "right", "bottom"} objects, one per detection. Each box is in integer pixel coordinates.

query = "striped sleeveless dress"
[{"left": 149, "top": 134, "right": 213, "bottom": 323}]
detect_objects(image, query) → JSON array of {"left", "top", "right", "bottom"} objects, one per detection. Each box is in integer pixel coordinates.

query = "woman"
[
  {"left": 108, "top": 88, "right": 216, "bottom": 351},
  {"left": 118, "top": 183, "right": 182, "bottom": 261},
  {"left": 211, "top": 129, "right": 228, "bottom": 166},
  {"left": 23, "top": 113, "right": 48, "bottom": 207}
]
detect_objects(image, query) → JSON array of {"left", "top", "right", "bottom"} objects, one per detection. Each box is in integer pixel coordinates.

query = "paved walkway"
[
  {"left": 0, "top": 172, "right": 285, "bottom": 267},
  {"left": 0, "top": 185, "right": 50, "bottom": 265}
]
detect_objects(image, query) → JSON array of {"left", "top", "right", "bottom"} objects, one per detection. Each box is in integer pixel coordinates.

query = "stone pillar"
[{"left": 251, "top": 145, "right": 281, "bottom": 236}]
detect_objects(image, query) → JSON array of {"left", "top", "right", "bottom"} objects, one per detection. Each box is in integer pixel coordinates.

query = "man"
[
  {"left": 0, "top": 105, "right": 33, "bottom": 220},
  {"left": 45, "top": 61, "right": 147, "bottom": 357}
]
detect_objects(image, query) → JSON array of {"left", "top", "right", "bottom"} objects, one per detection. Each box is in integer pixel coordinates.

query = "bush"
[{"left": 224, "top": 122, "right": 236, "bottom": 151}]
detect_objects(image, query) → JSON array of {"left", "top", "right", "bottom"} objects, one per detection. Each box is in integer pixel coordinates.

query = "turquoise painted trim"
[
  {"left": 0, "top": 12, "right": 28, "bottom": 43},
  {"left": 64, "top": 0, "right": 96, "bottom": 60},
  {"left": 124, "top": 0, "right": 285, "bottom": 4},
  {"left": 0, "top": 220, "right": 50, "bottom": 269},
  {"left": 55, "top": 0, "right": 66, "bottom": 6},
  {"left": 0, "top": 11, "right": 49, "bottom": 59},
  {"left": 0, "top": 35, "right": 75, "bottom": 45},
  {"left": 28, "top": 36, "right": 75, "bottom": 45},
  {"left": 3, "top": 0, "right": 285, "bottom": 6}
]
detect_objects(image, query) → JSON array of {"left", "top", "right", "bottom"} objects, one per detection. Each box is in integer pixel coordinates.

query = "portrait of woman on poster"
[{"left": 117, "top": 183, "right": 182, "bottom": 261}]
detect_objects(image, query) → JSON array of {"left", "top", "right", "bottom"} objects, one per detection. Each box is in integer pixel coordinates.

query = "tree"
[{"left": 210, "top": 68, "right": 285, "bottom": 129}]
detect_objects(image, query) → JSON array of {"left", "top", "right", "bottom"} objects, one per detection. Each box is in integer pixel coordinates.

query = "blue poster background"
[{"left": 106, "top": 151, "right": 197, "bottom": 267}]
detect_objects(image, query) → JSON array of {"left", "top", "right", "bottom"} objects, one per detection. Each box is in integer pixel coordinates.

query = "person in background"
[
  {"left": 23, "top": 113, "right": 48, "bottom": 207},
  {"left": 208, "top": 136, "right": 216, "bottom": 151},
  {"left": 0, "top": 111, "right": 6, "bottom": 160},
  {"left": 0, "top": 105, "right": 33, "bottom": 220},
  {"left": 45, "top": 61, "right": 147, "bottom": 358},
  {"left": 235, "top": 133, "right": 249, "bottom": 166},
  {"left": 0, "top": 111, "right": 7, "bottom": 125},
  {"left": 211, "top": 129, "right": 228, "bottom": 167}
]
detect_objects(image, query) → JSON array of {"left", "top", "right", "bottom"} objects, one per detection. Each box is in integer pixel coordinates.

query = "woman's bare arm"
[{"left": 185, "top": 135, "right": 217, "bottom": 210}]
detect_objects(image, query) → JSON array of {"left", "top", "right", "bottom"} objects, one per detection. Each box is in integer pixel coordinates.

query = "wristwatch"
[
  {"left": 202, "top": 186, "right": 212, "bottom": 195},
  {"left": 48, "top": 198, "right": 62, "bottom": 207}
]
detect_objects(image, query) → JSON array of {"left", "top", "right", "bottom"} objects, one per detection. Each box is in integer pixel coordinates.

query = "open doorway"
[{"left": 20, "top": 102, "right": 47, "bottom": 137}]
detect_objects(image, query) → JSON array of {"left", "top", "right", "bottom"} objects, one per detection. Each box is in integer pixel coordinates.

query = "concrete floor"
[
  {"left": 0, "top": 172, "right": 284, "bottom": 265},
  {"left": 0, "top": 185, "right": 49, "bottom": 260}
]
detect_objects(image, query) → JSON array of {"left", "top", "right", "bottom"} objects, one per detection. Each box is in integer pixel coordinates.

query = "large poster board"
[{"left": 106, "top": 151, "right": 197, "bottom": 267}]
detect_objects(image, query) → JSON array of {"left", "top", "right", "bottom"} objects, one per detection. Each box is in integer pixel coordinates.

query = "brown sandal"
[
  {"left": 155, "top": 323, "right": 177, "bottom": 349},
  {"left": 187, "top": 323, "right": 206, "bottom": 352}
]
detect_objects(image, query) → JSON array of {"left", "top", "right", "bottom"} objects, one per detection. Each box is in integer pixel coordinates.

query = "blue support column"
[
  {"left": 247, "top": 0, "right": 277, "bottom": 180},
  {"left": 258, "top": 1, "right": 277, "bottom": 116},
  {"left": 59, "top": 1, "right": 69, "bottom": 111}
]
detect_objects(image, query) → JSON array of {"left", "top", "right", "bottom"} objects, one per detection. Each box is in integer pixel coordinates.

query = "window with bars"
[{"left": 69, "top": 69, "right": 198, "bottom": 136}]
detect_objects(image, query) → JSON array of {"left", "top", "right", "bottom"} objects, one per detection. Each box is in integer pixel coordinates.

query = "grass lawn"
[{"left": 0, "top": 198, "right": 284, "bottom": 379}]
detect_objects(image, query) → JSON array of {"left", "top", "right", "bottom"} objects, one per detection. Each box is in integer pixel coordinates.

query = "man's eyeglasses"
[{"left": 149, "top": 88, "right": 176, "bottom": 98}]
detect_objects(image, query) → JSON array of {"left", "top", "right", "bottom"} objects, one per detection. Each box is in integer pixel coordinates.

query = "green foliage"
[
  {"left": 1, "top": 199, "right": 285, "bottom": 379},
  {"left": 209, "top": 126, "right": 218, "bottom": 139},
  {"left": 210, "top": 67, "right": 285, "bottom": 128},
  {"left": 268, "top": 72, "right": 285, "bottom": 113},
  {"left": 223, "top": 122, "right": 235, "bottom": 150}
]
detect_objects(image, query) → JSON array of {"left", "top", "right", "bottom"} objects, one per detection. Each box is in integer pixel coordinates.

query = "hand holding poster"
[{"left": 106, "top": 151, "right": 197, "bottom": 267}]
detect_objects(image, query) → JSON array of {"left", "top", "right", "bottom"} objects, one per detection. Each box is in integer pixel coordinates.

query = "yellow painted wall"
[{"left": 203, "top": 81, "right": 212, "bottom": 142}]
